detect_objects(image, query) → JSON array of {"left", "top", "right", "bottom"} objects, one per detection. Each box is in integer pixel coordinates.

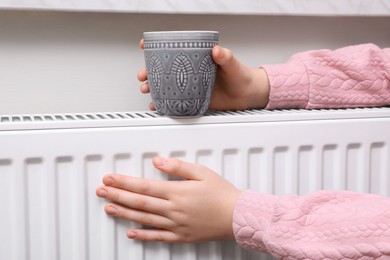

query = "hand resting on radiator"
[
  {"left": 96, "top": 156, "right": 390, "bottom": 258},
  {"left": 96, "top": 156, "right": 240, "bottom": 242}
]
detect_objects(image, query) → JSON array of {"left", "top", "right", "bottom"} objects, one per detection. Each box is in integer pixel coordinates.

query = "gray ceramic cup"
[{"left": 143, "top": 31, "right": 219, "bottom": 117}]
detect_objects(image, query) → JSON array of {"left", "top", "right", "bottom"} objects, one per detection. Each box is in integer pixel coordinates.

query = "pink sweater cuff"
[
  {"left": 262, "top": 63, "right": 310, "bottom": 110},
  {"left": 232, "top": 190, "right": 277, "bottom": 252}
]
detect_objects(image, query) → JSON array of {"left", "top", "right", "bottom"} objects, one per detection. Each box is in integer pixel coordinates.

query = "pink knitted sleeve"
[
  {"left": 262, "top": 43, "right": 390, "bottom": 109},
  {"left": 233, "top": 190, "right": 390, "bottom": 259}
]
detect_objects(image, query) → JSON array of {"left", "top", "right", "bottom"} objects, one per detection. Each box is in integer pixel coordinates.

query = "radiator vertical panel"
[
  {"left": 113, "top": 153, "right": 132, "bottom": 173},
  {"left": 223, "top": 149, "right": 246, "bottom": 190},
  {"left": 76, "top": 157, "right": 89, "bottom": 260},
  {"left": 170, "top": 151, "right": 187, "bottom": 160},
  {"left": 55, "top": 156, "right": 88, "bottom": 260},
  {"left": 113, "top": 153, "right": 144, "bottom": 260},
  {"left": 25, "top": 158, "right": 41, "bottom": 260},
  {"left": 322, "top": 144, "right": 343, "bottom": 190},
  {"left": 141, "top": 153, "right": 172, "bottom": 260},
  {"left": 0, "top": 159, "right": 14, "bottom": 260},
  {"left": 171, "top": 244, "right": 197, "bottom": 260},
  {"left": 143, "top": 152, "right": 165, "bottom": 180},
  {"left": 274, "top": 146, "right": 295, "bottom": 195},
  {"left": 14, "top": 160, "right": 29, "bottom": 260},
  {"left": 298, "top": 145, "right": 318, "bottom": 195},
  {"left": 370, "top": 142, "right": 389, "bottom": 196},
  {"left": 248, "top": 148, "right": 271, "bottom": 193},
  {"left": 56, "top": 156, "right": 74, "bottom": 260},
  {"left": 25, "top": 158, "right": 57, "bottom": 260},
  {"left": 86, "top": 155, "right": 116, "bottom": 260},
  {"left": 197, "top": 242, "right": 222, "bottom": 260},
  {"left": 346, "top": 144, "right": 368, "bottom": 193},
  {"left": 195, "top": 150, "right": 222, "bottom": 260},
  {"left": 222, "top": 240, "right": 246, "bottom": 260},
  {"left": 221, "top": 149, "right": 247, "bottom": 260}
]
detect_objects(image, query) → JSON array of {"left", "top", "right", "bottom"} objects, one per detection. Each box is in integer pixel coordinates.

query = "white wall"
[{"left": 0, "top": 11, "right": 389, "bottom": 115}]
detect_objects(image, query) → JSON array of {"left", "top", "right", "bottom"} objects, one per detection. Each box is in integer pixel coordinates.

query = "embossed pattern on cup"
[{"left": 143, "top": 31, "right": 219, "bottom": 117}]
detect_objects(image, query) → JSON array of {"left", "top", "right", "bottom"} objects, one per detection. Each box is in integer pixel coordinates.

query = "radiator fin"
[
  {"left": 370, "top": 142, "right": 388, "bottom": 196},
  {"left": 298, "top": 145, "right": 317, "bottom": 194}
]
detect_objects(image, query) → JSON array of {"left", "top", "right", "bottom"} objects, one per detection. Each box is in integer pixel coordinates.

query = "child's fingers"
[
  {"left": 127, "top": 229, "right": 179, "bottom": 243},
  {"left": 104, "top": 203, "right": 174, "bottom": 229},
  {"left": 140, "top": 82, "right": 150, "bottom": 93},
  {"left": 97, "top": 185, "right": 170, "bottom": 214},
  {"left": 139, "top": 39, "right": 144, "bottom": 49},
  {"left": 101, "top": 174, "right": 168, "bottom": 199},
  {"left": 212, "top": 45, "right": 232, "bottom": 65},
  {"left": 149, "top": 102, "right": 155, "bottom": 111},
  {"left": 152, "top": 157, "right": 209, "bottom": 181},
  {"left": 212, "top": 45, "right": 242, "bottom": 74},
  {"left": 137, "top": 67, "right": 148, "bottom": 81}
]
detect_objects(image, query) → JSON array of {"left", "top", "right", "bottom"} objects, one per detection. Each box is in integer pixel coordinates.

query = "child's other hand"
[
  {"left": 96, "top": 156, "right": 240, "bottom": 243},
  {"left": 138, "top": 39, "right": 270, "bottom": 111}
]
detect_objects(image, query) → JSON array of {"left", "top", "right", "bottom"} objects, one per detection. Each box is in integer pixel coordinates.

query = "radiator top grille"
[
  {"left": 1, "top": 107, "right": 390, "bottom": 131},
  {"left": 0, "top": 111, "right": 160, "bottom": 123}
]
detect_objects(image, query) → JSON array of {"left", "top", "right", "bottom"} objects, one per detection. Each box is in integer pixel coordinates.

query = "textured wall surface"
[{"left": 0, "top": 2, "right": 389, "bottom": 115}]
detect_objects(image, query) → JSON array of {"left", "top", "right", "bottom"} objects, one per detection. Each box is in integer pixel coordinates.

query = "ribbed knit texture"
[
  {"left": 263, "top": 43, "right": 390, "bottom": 110},
  {"left": 233, "top": 190, "right": 390, "bottom": 259}
]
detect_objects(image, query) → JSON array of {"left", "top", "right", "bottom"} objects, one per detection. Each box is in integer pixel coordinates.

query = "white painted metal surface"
[
  {"left": 1, "top": 0, "right": 389, "bottom": 16},
  {"left": 0, "top": 108, "right": 389, "bottom": 260}
]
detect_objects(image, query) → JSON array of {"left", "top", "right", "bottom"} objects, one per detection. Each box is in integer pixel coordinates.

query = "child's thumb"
[
  {"left": 212, "top": 45, "right": 241, "bottom": 73},
  {"left": 152, "top": 156, "right": 206, "bottom": 181}
]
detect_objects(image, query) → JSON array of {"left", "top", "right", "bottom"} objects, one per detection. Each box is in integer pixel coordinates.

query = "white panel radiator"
[{"left": 1, "top": 108, "right": 389, "bottom": 260}]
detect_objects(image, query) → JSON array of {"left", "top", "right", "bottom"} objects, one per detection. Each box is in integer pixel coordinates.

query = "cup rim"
[{"left": 143, "top": 30, "right": 219, "bottom": 42}]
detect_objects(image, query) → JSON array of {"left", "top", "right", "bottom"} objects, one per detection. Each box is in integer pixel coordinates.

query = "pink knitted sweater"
[
  {"left": 233, "top": 44, "right": 390, "bottom": 259},
  {"left": 264, "top": 43, "right": 390, "bottom": 110}
]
